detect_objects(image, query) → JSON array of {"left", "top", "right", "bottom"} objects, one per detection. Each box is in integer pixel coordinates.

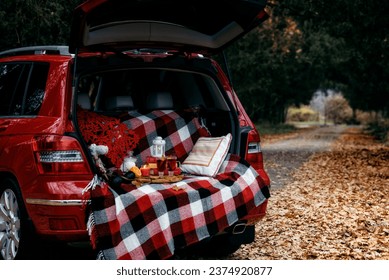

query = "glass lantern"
[{"left": 151, "top": 136, "right": 166, "bottom": 158}]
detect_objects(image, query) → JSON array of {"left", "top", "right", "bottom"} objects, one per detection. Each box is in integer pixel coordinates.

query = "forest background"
[{"left": 1, "top": 0, "right": 388, "bottom": 136}]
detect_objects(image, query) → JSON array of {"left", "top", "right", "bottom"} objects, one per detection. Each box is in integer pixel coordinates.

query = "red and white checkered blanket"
[
  {"left": 122, "top": 110, "right": 210, "bottom": 164},
  {"left": 87, "top": 154, "right": 270, "bottom": 260}
]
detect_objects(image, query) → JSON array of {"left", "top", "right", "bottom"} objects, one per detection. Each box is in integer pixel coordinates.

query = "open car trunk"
[{"left": 74, "top": 52, "right": 270, "bottom": 259}]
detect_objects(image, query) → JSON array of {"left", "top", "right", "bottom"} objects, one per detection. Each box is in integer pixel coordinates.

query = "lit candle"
[{"left": 140, "top": 165, "right": 150, "bottom": 177}]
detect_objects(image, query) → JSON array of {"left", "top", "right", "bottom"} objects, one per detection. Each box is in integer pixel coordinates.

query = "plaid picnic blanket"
[
  {"left": 87, "top": 154, "right": 270, "bottom": 260},
  {"left": 122, "top": 110, "right": 210, "bottom": 164}
]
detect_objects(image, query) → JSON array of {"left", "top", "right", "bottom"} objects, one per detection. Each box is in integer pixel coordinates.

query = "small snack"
[
  {"left": 172, "top": 185, "right": 184, "bottom": 191},
  {"left": 138, "top": 177, "right": 152, "bottom": 183},
  {"left": 131, "top": 174, "right": 184, "bottom": 186},
  {"left": 154, "top": 178, "right": 170, "bottom": 183}
]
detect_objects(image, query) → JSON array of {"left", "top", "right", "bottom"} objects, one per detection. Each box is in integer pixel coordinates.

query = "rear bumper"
[
  {"left": 24, "top": 179, "right": 91, "bottom": 241},
  {"left": 25, "top": 201, "right": 89, "bottom": 241}
]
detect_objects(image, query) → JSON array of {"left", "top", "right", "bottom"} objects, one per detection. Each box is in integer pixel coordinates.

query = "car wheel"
[{"left": 0, "top": 178, "right": 29, "bottom": 260}]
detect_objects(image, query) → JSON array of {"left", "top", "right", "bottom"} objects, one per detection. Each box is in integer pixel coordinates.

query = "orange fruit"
[{"left": 130, "top": 166, "right": 142, "bottom": 177}]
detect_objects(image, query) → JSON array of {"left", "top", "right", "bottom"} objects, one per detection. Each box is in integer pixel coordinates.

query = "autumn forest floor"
[{"left": 230, "top": 125, "right": 389, "bottom": 260}]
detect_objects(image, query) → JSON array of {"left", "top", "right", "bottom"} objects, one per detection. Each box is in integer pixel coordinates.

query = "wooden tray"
[{"left": 132, "top": 174, "right": 184, "bottom": 187}]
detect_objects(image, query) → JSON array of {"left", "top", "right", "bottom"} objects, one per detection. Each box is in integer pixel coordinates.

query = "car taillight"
[
  {"left": 245, "top": 130, "right": 264, "bottom": 170},
  {"left": 39, "top": 150, "right": 83, "bottom": 163},
  {"left": 33, "top": 135, "right": 91, "bottom": 175}
]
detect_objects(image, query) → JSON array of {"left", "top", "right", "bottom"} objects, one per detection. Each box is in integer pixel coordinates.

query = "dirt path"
[{"left": 262, "top": 125, "right": 347, "bottom": 189}]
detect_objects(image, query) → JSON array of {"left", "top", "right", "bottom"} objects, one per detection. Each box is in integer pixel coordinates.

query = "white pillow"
[{"left": 181, "top": 133, "right": 232, "bottom": 177}]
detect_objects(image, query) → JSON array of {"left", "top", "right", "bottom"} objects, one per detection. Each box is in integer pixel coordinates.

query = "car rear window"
[{"left": 78, "top": 68, "right": 231, "bottom": 113}]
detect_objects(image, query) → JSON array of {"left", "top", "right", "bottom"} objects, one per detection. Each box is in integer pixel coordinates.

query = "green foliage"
[
  {"left": 224, "top": 0, "right": 389, "bottom": 123},
  {"left": 280, "top": 0, "right": 389, "bottom": 115},
  {"left": 255, "top": 122, "right": 297, "bottom": 135},
  {"left": 0, "top": 0, "right": 83, "bottom": 51},
  {"left": 224, "top": 13, "right": 309, "bottom": 124},
  {"left": 366, "top": 120, "right": 389, "bottom": 143}
]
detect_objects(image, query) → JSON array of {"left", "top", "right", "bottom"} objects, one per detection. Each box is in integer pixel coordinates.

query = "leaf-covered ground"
[{"left": 231, "top": 126, "right": 389, "bottom": 260}]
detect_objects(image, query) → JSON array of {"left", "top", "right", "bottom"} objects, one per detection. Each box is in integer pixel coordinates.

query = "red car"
[{"left": 0, "top": 0, "right": 270, "bottom": 260}]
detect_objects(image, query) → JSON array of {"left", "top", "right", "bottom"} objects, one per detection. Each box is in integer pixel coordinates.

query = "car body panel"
[{"left": 0, "top": 55, "right": 93, "bottom": 241}]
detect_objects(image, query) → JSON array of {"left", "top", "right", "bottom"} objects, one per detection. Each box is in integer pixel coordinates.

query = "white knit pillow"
[{"left": 181, "top": 133, "right": 232, "bottom": 177}]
